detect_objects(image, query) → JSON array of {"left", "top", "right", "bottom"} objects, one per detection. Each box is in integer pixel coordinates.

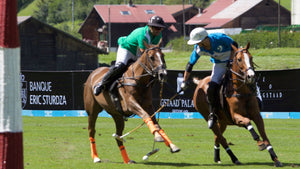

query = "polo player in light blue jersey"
[{"left": 181, "top": 27, "right": 244, "bottom": 129}]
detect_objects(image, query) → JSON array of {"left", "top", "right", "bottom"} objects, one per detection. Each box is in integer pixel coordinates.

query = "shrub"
[{"left": 168, "top": 31, "right": 300, "bottom": 51}]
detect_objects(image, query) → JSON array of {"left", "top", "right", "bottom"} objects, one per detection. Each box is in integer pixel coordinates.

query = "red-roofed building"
[
  {"left": 165, "top": 5, "right": 199, "bottom": 36},
  {"left": 79, "top": 4, "right": 177, "bottom": 49},
  {"left": 186, "top": 0, "right": 290, "bottom": 30}
]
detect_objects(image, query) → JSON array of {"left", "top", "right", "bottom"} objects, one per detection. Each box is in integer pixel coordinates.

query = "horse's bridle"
[
  {"left": 137, "top": 47, "right": 166, "bottom": 79},
  {"left": 121, "top": 47, "right": 167, "bottom": 87},
  {"left": 228, "top": 48, "right": 257, "bottom": 97},
  {"left": 230, "top": 49, "right": 255, "bottom": 84}
]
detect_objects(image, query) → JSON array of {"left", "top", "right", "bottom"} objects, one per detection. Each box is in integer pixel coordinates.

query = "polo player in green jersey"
[{"left": 94, "top": 15, "right": 166, "bottom": 95}]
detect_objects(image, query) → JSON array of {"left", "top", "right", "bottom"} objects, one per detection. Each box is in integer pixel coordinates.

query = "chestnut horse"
[
  {"left": 83, "top": 43, "right": 180, "bottom": 164},
  {"left": 193, "top": 43, "right": 282, "bottom": 167}
]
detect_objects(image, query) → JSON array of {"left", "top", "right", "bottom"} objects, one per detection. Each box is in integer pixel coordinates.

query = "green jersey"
[{"left": 118, "top": 25, "right": 162, "bottom": 56}]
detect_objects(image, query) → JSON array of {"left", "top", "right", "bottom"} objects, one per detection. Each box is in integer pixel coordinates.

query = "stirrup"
[
  {"left": 93, "top": 83, "right": 104, "bottom": 96},
  {"left": 207, "top": 113, "right": 217, "bottom": 129}
]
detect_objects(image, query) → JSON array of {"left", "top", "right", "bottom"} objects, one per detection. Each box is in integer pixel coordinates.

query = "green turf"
[
  {"left": 99, "top": 47, "right": 300, "bottom": 71},
  {"left": 23, "top": 117, "right": 300, "bottom": 169}
]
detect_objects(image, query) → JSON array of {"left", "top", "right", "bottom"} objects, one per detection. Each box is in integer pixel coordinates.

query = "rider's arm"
[
  {"left": 181, "top": 46, "right": 200, "bottom": 90},
  {"left": 183, "top": 46, "right": 200, "bottom": 81},
  {"left": 183, "top": 63, "right": 193, "bottom": 82}
]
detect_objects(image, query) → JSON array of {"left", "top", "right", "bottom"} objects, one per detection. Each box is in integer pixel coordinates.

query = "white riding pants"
[
  {"left": 116, "top": 46, "right": 138, "bottom": 65},
  {"left": 211, "top": 62, "right": 227, "bottom": 84}
]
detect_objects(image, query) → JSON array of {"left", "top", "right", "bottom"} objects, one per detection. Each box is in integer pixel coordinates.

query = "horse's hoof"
[
  {"left": 234, "top": 160, "right": 242, "bottom": 165},
  {"left": 214, "top": 157, "right": 221, "bottom": 163},
  {"left": 154, "top": 132, "right": 164, "bottom": 142},
  {"left": 128, "top": 160, "right": 136, "bottom": 164},
  {"left": 93, "top": 157, "right": 101, "bottom": 163},
  {"left": 257, "top": 141, "right": 266, "bottom": 151},
  {"left": 170, "top": 143, "right": 180, "bottom": 153},
  {"left": 274, "top": 160, "right": 283, "bottom": 167}
]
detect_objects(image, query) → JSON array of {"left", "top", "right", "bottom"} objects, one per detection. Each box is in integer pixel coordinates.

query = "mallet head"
[
  {"left": 142, "top": 148, "right": 159, "bottom": 161},
  {"left": 112, "top": 133, "right": 125, "bottom": 142}
]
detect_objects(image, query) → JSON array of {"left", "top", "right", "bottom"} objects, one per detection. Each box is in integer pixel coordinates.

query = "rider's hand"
[{"left": 180, "top": 81, "right": 188, "bottom": 91}]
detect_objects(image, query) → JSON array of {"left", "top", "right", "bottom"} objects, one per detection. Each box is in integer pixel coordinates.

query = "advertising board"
[{"left": 21, "top": 69, "right": 300, "bottom": 113}]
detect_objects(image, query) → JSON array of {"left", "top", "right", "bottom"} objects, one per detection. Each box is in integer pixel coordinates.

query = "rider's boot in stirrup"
[
  {"left": 93, "top": 81, "right": 105, "bottom": 96},
  {"left": 93, "top": 63, "right": 127, "bottom": 96},
  {"left": 207, "top": 81, "right": 220, "bottom": 129}
]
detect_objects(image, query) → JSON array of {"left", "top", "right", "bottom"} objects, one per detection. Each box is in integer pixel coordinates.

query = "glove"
[{"left": 180, "top": 81, "right": 188, "bottom": 91}]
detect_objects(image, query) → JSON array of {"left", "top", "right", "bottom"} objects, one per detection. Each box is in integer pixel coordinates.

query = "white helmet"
[{"left": 187, "top": 27, "right": 208, "bottom": 45}]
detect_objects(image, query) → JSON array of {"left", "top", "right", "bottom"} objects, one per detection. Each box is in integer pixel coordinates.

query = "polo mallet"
[
  {"left": 143, "top": 83, "right": 163, "bottom": 161},
  {"left": 112, "top": 89, "right": 182, "bottom": 142},
  {"left": 143, "top": 148, "right": 159, "bottom": 161}
]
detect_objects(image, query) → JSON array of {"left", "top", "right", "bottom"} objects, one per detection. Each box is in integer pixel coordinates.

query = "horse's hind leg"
[
  {"left": 84, "top": 83, "right": 102, "bottom": 163},
  {"left": 88, "top": 109, "right": 101, "bottom": 163},
  {"left": 112, "top": 115, "right": 135, "bottom": 164},
  {"left": 212, "top": 123, "right": 241, "bottom": 165},
  {"left": 214, "top": 143, "right": 221, "bottom": 163}
]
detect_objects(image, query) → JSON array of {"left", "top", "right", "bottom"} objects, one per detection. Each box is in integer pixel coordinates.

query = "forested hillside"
[
  {"left": 17, "top": 0, "right": 291, "bottom": 39},
  {"left": 17, "top": 0, "right": 211, "bottom": 38}
]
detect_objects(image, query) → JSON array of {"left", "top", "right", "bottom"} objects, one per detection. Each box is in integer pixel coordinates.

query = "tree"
[{"left": 33, "top": 0, "right": 52, "bottom": 22}]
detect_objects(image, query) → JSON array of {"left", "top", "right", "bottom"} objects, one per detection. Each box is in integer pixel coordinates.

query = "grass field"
[
  {"left": 23, "top": 117, "right": 300, "bottom": 169},
  {"left": 99, "top": 48, "right": 300, "bottom": 71}
]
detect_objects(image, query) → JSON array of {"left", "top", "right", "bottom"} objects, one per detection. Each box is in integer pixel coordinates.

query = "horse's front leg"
[
  {"left": 251, "top": 110, "right": 282, "bottom": 167},
  {"left": 143, "top": 105, "right": 164, "bottom": 142},
  {"left": 143, "top": 112, "right": 180, "bottom": 153},
  {"left": 128, "top": 97, "right": 180, "bottom": 153},
  {"left": 227, "top": 98, "right": 263, "bottom": 148},
  {"left": 231, "top": 111, "right": 265, "bottom": 150},
  {"left": 112, "top": 115, "right": 135, "bottom": 164},
  {"left": 244, "top": 122, "right": 266, "bottom": 151}
]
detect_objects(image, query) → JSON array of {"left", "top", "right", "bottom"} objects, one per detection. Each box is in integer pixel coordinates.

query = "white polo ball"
[{"left": 142, "top": 155, "right": 149, "bottom": 161}]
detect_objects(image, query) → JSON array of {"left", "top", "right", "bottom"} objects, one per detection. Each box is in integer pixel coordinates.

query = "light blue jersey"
[{"left": 189, "top": 33, "right": 233, "bottom": 65}]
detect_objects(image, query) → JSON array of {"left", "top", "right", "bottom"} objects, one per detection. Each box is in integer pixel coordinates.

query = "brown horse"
[
  {"left": 193, "top": 43, "right": 282, "bottom": 167},
  {"left": 83, "top": 43, "right": 180, "bottom": 164}
]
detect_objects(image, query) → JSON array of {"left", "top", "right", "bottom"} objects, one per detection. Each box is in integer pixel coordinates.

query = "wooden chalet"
[
  {"left": 78, "top": 3, "right": 177, "bottom": 48},
  {"left": 18, "top": 16, "right": 106, "bottom": 71},
  {"left": 186, "top": 0, "right": 291, "bottom": 30}
]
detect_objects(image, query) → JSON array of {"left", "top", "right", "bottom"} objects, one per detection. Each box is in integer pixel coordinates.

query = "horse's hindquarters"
[
  {"left": 193, "top": 77, "right": 210, "bottom": 120},
  {"left": 83, "top": 67, "right": 110, "bottom": 114}
]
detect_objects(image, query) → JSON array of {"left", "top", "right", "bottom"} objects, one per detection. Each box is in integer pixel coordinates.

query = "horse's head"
[
  {"left": 231, "top": 42, "right": 255, "bottom": 84},
  {"left": 142, "top": 40, "right": 167, "bottom": 83}
]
